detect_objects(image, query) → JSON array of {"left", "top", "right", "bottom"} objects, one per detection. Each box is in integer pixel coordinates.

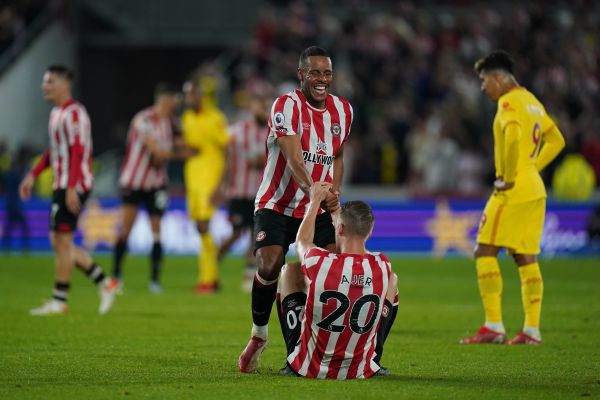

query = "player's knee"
[
  {"left": 52, "top": 233, "right": 71, "bottom": 252},
  {"left": 231, "top": 228, "right": 243, "bottom": 240},
  {"left": 256, "top": 249, "right": 284, "bottom": 281},
  {"left": 118, "top": 223, "right": 134, "bottom": 240},
  {"left": 390, "top": 273, "right": 398, "bottom": 292},
  {"left": 513, "top": 253, "right": 536, "bottom": 266},
  {"left": 281, "top": 261, "right": 301, "bottom": 279},
  {"left": 196, "top": 220, "right": 209, "bottom": 234},
  {"left": 118, "top": 230, "right": 130, "bottom": 241},
  {"left": 281, "top": 262, "right": 304, "bottom": 292},
  {"left": 386, "top": 273, "right": 398, "bottom": 300},
  {"left": 474, "top": 243, "right": 498, "bottom": 259}
]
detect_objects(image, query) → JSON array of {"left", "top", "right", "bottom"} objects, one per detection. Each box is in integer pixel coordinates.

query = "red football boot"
[
  {"left": 459, "top": 326, "right": 506, "bottom": 344},
  {"left": 507, "top": 331, "right": 541, "bottom": 346},
  {"left": 238, "top": 336, "right": 267, "bottom": 373}
]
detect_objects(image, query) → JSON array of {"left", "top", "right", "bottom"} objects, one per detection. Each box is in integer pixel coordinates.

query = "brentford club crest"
[
  {"left": 382, "top": 305, "right": 389, "bottom": 317},
  {"left": 331, "top": 123, "right": 341, "bottom": 137},
  {"left": 256, "top": 231, "right": 266, "bottom": 242}
]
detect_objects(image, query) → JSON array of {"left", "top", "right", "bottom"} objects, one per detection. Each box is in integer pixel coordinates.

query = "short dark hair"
[
  {"left": 299, "top": 46, "right": 330, "bottom": 69},
  {"left": 154, "top": 82, "right": 179, "bottom": 97},
  {"left": 46, "top": 65, "right": 74, "bottom": 81},
  {"left": 340, "top": 200, "right": 375, "bottom": 237},
  {"left": 474, "top": 50, "right": 514, "bottom": 74}
]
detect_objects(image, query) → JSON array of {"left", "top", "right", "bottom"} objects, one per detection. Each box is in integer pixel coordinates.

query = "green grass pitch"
[{"left": 0, "top": 254, "right": 599, "bottom": 399}]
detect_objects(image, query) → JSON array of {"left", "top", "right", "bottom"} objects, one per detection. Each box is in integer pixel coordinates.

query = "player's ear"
[
  {"left": 337, "top": 223, "right": 344, "bottom": 236},
  {"left": 297, "top": 67, "right": 304, "bottom": 83}
]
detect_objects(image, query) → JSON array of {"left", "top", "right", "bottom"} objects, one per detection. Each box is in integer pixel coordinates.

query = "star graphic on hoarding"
[
  {"left": 78, "top": 200, "right": 120, "bottom": 250},
  {"left": 425, "top": 201, "right": 480, "bottom": 258}
]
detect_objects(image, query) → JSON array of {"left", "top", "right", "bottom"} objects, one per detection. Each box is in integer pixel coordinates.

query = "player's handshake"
[
  {"left": 311, "top": 181, "right": 340, "bottom": 213},
  {"left": 310, "top": 181, "right": 331, "bottom": 201}
]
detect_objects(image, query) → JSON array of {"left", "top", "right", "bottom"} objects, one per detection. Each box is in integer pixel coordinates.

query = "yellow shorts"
[
  {"left": 476, "top": 195, "right": 545, "bottom": 255},
  {"left": 186, "top": 187, "right": 216, "bottom": 221}
]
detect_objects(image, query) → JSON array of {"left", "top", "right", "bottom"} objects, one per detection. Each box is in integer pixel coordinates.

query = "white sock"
[
  {"left": 251, "top": 324, "right": 268, "bottom": 340},
  {"left": 485, "top": 321, "right": 506, "bottom": 334},
  {"left": 523, "top": 326, "right": 541, "bottom": 340}
]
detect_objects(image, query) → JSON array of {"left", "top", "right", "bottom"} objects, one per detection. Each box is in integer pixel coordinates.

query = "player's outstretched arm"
[
  {"left": 277, "top": 135, "right": 313, "bottom": 196},
  {"left": 536, "top": 125, "right": 566, "bottom": 172},
  {"left": 296, "top": 182, "right": 331, "bottom": 264}
]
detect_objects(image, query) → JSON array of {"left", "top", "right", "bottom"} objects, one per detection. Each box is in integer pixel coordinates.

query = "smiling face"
[{"left": 297, "top": 55, "right": 333, "bottom": 109}]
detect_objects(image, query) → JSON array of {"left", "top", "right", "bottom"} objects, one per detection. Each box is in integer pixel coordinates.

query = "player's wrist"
[{"left": 494, "top": 179, "right": 514, "bottom": 190}]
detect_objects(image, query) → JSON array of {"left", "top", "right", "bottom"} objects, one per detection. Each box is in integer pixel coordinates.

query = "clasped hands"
[{"left": 310, "top": 181, "right": 340, "bottom": 214}]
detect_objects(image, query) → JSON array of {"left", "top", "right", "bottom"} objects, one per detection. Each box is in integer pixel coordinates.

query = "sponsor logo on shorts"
[
  {"left": 256, "top": 230, "right": 266, "bottom": 242},
  {"left": 382, "top": 305, "right": 389, "bottom": 317}
]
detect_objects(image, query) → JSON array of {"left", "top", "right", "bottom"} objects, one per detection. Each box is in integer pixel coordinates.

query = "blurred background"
[{"left": 0, "top": 0, "right": 599, "bottom": 255}]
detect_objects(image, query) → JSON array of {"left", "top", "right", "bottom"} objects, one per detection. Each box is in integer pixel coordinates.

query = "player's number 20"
[{"left": 316, "top": 291, "right": 380, "bottom": 334}]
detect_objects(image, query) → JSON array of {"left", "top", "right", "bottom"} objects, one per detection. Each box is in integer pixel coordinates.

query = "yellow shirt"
[
  {"left": 493, "top": 87, "right": 556, "bottom": 204},
  {"left": 182, "top": 107, "right": 230, "bottom": 189}
]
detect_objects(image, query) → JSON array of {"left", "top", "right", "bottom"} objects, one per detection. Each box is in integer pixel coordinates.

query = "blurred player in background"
[
  {"left": 182, "top": 76, "right": 230, "bottom": 294},
  {"left": 111, "top": 83, "right": 181, "bottom": 294},
  {"left": 461, "top": 51, "right": 565, "bottom": 345},
  {"left": 217, "top": 92, "right": 269, "bottom": 292},
  {"left": 276, "top": 182, "right": 398, "bottom": 379},
  {"left": 19, "top": 65, "right": 117, "bottom": 315},
  {"left": 2, "top": 147, "right": 30, "bottom": 252},
  {"left": 238, "top": 46, "right": 352, "bottom": 372}
]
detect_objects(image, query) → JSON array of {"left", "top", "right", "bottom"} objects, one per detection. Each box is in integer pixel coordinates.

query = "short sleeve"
[
  {"left": 268, "top": 96, "right": 298, "bottom": 138},
  {"left": 346, "top": 102, "right": 354, "bottom": 138}
]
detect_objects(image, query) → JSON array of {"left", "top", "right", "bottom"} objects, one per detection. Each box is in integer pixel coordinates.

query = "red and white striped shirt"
[
  {"left": 255, "top": 89, "right": 353, "bottom": 218},
  {"left": 228, "top": 119, "right": 265, "bottom": 199},
  {"left": 32, "top": 99, "right": 94, "bottom": 192},
  {"left": 288, "top": 247, "right": 391, "bottom": 380},
  {"left": 119, "top": 107, "right": 173, "bottom": 190}
]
